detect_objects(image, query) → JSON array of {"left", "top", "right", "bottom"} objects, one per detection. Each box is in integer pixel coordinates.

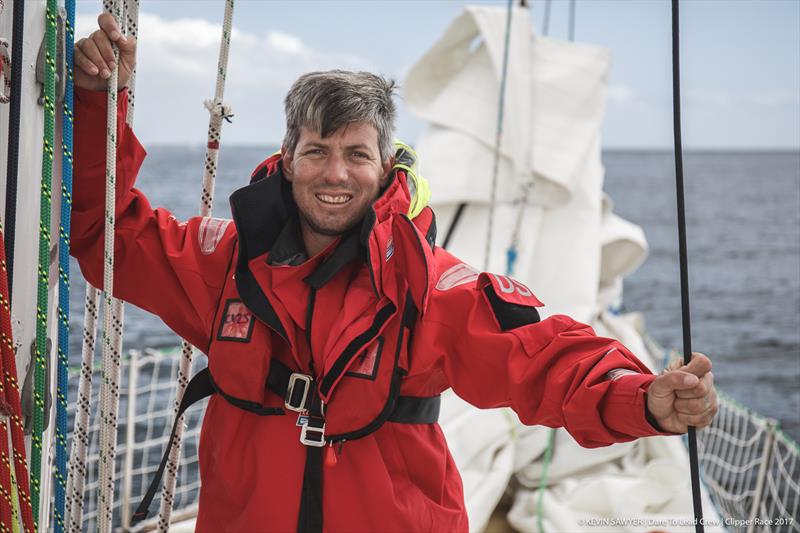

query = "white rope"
[
  {"left": 0, "top": 38, "right": 10, "bottom": 104},
  {"left": 65, "top": 285, "right": 98, "bottom": 532},
  {"left": 157, "top": 1, "right": 235, "bottom": 530},
  {"left": 123, "top": 0, "right": 138, "bottom": 124},
  {"left": 66, "top": 2, "right": 137, "bottom": 528},
  {"left": 484, "top": 0, "right": 514, "bottom": 272},
  {"left": 95, "top": 0, "right": 124, "bottom": 530}
]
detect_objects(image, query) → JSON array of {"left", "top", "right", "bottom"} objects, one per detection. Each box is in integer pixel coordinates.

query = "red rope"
[{"left": 0, "top": 229, "right": 36, "bottom": 533}]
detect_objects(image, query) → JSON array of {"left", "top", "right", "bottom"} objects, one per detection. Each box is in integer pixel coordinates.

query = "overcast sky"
[{"left": 75, "top": 0, "right": 800, "bottom": 150}]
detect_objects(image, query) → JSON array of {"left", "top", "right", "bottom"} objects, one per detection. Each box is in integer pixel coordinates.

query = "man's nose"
[{"left": 322, "top": 154, "right": 349, "bottom": 185}]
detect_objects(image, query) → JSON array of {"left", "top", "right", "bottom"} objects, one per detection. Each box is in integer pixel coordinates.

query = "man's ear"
[
  {"left": 380, "top": 156, "right": 394, "bottom": 187},
  {"left": 282, "top": 147, "right": 294, "bottom": 181}
]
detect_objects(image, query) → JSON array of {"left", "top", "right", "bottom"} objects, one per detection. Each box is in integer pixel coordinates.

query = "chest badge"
[
  {"left": 345, "top": 337, "right": 384, "bottom": 380},
  {"left": 216, "top": 299, "right": 255, "bottom": 342}
]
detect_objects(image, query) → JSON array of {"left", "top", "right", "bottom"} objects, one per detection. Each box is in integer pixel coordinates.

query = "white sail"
[{"left": 405, "top": 5, "right": 723, "bottom": 532}]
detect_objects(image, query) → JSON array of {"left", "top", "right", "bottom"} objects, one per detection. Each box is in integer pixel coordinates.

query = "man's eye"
[{"left": 352, "top": 152, "right": 369, "bottom": 159}]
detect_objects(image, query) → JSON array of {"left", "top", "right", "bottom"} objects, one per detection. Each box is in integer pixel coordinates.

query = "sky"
[{"left": 74, "top": 0, "right": 800, "bottom": 150}]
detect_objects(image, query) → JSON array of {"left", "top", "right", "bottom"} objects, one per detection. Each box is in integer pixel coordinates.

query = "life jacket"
[{"left": 133, "top": 144, "right": 441, "bottom": 531}]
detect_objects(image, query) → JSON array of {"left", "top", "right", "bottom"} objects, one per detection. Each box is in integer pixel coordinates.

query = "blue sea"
[{"left": 68, "top": 148, "right": 800, "bottom": 442}]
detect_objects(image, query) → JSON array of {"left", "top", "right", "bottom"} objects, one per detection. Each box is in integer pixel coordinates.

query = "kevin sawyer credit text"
[{"left": 578, "top": 517, "right": 796, "bottom": 528}]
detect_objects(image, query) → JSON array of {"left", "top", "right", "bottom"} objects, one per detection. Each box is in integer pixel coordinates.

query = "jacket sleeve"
[
  {"left": 413, "top": 250, "right": 674, "bottom": 448},
  {"left": 70, "top": 87, "right": 234, "bottom": 353}
]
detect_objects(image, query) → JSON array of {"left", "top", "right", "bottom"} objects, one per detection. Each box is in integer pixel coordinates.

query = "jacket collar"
[{"left": 229, "top": 157, "right": 412, "bottom": 270}]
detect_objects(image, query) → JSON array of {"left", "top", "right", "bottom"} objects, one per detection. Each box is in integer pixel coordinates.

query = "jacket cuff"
[{"left": 602, "top": 373, "right": 681, "bottom": 438}]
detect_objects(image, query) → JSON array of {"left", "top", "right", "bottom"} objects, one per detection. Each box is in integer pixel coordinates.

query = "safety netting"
[
  {"left": 63, "top": 348, "right": 207, "bottom": 532},
  {"left": 697, "top": 391, "right": 800, "bottom": 533}
]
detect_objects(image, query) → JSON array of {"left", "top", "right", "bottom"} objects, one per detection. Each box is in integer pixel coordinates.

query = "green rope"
[
  {"left": 31, "top": 0, "right": 58, "bottom": 527},
  {"left": 535, "top": 428, "right": 556, "bottom": 533}
]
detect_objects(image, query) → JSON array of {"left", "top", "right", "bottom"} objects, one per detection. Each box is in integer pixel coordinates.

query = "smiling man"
[{"left": 70, "top": 13, "right": 718, "bottom": 533}]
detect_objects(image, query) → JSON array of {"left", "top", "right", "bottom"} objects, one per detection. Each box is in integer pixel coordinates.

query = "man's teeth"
[{"left": 316, "top": 194, "right": 352, "bottom": 205}]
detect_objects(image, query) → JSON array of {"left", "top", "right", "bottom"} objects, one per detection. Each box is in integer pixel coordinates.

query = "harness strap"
[
  {"left": 131, "top": 362, "right": 440, "bottom": 526},
  {"left": 268, "top": 358, "right": 441, "bottom": 424},
  {"left": 130, "top": 368, "right": 216, "bottom": 524}
]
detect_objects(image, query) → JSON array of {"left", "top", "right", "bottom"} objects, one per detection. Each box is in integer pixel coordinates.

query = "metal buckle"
[
  {"left": 285, "top": 373, "right": 312, "bottom": 412},
  {"left": 299, "top": 420, "right": 326, "bottom": 447}
]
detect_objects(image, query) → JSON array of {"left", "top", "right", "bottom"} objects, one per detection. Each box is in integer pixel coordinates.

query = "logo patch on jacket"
[
  {"left": 436, "top": 263, "right": 480, "bottom": 291},
  {"left": 217, "top": 299, "right": 255, "bottom": 342},
  {"left": 198, "top": 217, "right": 231, "bottom": 255},
  {"left": 345, "top": 337, "right": 384, "bottom": 380}
]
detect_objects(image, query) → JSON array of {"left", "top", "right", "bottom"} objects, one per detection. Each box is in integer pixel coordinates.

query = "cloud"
[
  {"left": 606, "top": 83, "right": 635, "bottom": 104},
  {"left": 749, "top": 90, "right": 800, "bottom": 108},
  {"left": 686, "top": 89, "right": 733, "bottom": 108},
  {"left": 74, "top": 12, "right": 374, "bottom": 144}
]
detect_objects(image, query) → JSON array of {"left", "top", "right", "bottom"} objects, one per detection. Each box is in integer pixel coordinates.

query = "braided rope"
[
  {"left": 122, "top": 0, "right": 138, "bottom": 124},
  {"left": 54, "top": 0, "right": 75, "bottom": 530},
  {"left": 65, "top": 3, "right": 135, "bottom": 528},
  {"left": 31, "top": 0, "right": 58, "bottom": 528},
  {"left": 0, "top": 226, "right": 34, "bottom": 533},
  {"left": 157, "top": 2, "right": 235, "bottom": 529},
  {"left": 96, "top": 0, "right": 124, "bottom": 530},
  {"left": 0, "top": 242, "right": 15, "bottom": 533},
  {"left": 484, "top": 0, "right": 514, "bottom": 272},
  {"left": 0, "top": 39, "right": 10, "bottom": 104},
  {"left": 64, "top": 286, "right": 98, "bottom": 532}
]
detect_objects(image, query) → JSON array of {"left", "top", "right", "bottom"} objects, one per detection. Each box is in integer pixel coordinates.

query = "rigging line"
[
  {"left": 568, "top": 0, "right": 576, "bottom": 41},
  {"left": 0, "top": 226, "right": 35, "bottom": 533},
  {"left": 31, "top": 0, "right": 58, "bottom": 528},
  {"left": 3, "top": 0, "right": 25, "bottom": 301},
  {"left": 96, "top": 0, "right": 124, "bottom": 530},
  {"left": 157, "top": 1, "right": 235, "bottom": 530},
  {"left": 54, "top": 0, "right": 76, "bottom": 531},
  {"left": 541, "top": 0, "right": 551, "bottom": 37},
  {"left": 484, "top": 0, "right": 515, "bottom": 272},
  {"left": 441, "top": 203, "right": 466, "bottom": 251},
  {"left": 670, "top": 1, "right": 704, "bottom": 532}
]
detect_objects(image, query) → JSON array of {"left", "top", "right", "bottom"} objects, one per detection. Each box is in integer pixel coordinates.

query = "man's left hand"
[{"left": 647, "top": 352, "right": 718, "bottom": 434}]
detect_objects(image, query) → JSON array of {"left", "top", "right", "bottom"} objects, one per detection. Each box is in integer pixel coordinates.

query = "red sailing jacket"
[{"left": 72, "top": 88, "right": 669, "bottom": 532}]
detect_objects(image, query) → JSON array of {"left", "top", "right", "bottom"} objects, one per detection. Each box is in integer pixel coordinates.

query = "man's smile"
[{"left": 315, "top": 193, "right": 353, "bottom": 205}]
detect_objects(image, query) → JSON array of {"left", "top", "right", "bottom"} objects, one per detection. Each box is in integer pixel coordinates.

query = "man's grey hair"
[{"left": 282, "top": 70, "right": 397, "bottom": 164}]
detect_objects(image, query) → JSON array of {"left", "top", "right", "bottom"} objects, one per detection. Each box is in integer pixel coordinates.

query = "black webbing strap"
[
  {"left": 131, "top": 367, "right": 216, "bottom": 525},
  {"left": 266, "top": 359, "right": 441, "bottom": 424},
  {"left": 132, "top": 366, "right": 285, "bottom": 525},
  {"left": 441, "top": 202, "right": 467, "bottom": 250},
  {"left": 297, "top": 422, "right": 324, "bottom": 533}
]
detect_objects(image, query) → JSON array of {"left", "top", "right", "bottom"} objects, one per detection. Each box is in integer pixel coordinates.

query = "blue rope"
[{"left": 55, "top": 0, "right": 75, "bottom": 530}]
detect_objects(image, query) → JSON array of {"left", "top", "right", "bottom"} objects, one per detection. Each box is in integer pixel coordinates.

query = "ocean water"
[{"left": 67, "top": 148, "right": 800, "bottom": 442}]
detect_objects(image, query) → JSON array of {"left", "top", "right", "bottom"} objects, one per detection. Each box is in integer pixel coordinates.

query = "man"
[{"left": 71, "top": 14, "right": 718, "bottom": 532}]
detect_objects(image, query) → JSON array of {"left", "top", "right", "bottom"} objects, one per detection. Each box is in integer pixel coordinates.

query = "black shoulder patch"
[{"left": 483, "top": 285, "right": 541, "bottom": 331}]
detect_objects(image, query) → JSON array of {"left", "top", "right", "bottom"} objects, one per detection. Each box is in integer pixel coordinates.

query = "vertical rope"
[
  {"left": 484, "top": 0, "right": 514, "bottom": 271},
  {"left": 54, "top": 0, "right": 76, "bottom": 530},
  {"left": 0, "top": 227, "right": 35, "bottom": 533},
  {"left": 122, "top": 0, "right": 138, "bottom": 124},
  {"left": 568, "top": 0, "right": 576, "bottom": 41},
  {"left": 64, "top": 287, "right": 97, "bottom": 532},
  {"left": 96, "top": 0, "right": 124, "bottom": 529},
  {"left": 541, "top": 0, "right": 551, "bottom": 37},
  {"left": 66, "top": 3, "right": 133, "bottom": 528},
  {"left": 31, "top": 0, "right": 58, "bottom": 528},
  {"left": 670, "top": 2, "right": 704, "bottom": 532},
  {"left": 2, "top": 0, "right": 25, "bottom": 300},
  {"left": 157, "top": 2, "right": 234, "bottom": 529}
]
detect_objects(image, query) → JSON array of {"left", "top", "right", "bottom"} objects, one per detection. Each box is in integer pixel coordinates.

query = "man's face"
[{"left": 283, "top": 123, "right": 391, "bottom": 249}]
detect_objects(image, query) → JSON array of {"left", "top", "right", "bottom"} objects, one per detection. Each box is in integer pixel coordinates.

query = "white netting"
[
  {"left": 64, "top": 348, "right": 207, "bottom": 531},
  {"left": 698, "top": 392, "right": 800, "bottom": 533}
]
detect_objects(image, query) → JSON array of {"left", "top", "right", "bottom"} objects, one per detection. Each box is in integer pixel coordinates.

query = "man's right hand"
[{"left": 74, "top": 13, "right": 137, "bottom": 92}]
